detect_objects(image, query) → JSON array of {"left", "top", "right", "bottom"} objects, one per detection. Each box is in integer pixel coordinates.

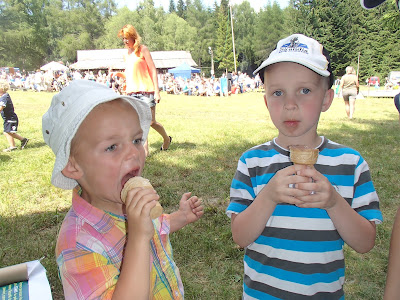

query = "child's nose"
[
  {"left": 126, "top": 142, "right": 142, "bottom": 159},
  {"left": 284, "top": 96, "right": 297, "bottom": 110}
]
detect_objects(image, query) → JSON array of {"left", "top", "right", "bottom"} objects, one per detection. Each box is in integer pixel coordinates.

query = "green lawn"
[{"left": 0, "top": 89, "right": 398, "bottom": 299}]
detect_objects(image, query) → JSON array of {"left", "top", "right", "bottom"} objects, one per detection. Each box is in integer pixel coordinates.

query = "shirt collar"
[
  {"left": 272, "top": 136, "right": 327, "bottom": 157},
  {"left": 71, "top": 187, "right": 125, "bottom": 234}
]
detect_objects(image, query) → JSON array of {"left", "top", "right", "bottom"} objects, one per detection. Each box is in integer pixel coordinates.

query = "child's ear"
[
  {"left": 321, "top": 88, "right": 334, "bottom": 112},
  {"left": 264, "top": 94, "right": 269, "bottom": 109},
  {"left": 61, "top": 157, "right": 83, "bottom": 180}
]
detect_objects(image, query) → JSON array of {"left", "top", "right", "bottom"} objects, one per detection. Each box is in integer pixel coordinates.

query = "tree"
[
  {"left": 136, "top": 0, "right": 166, "bottom": 50},
  {"left": 184, "top": 0, "right": 215, "bottom": 69},
  {"left": 382, "top": 0, "right": 400, "bottom": 29},
  {"left": 286, "top": 0, "right": 360, "bottom": 79},
  {"left": 51, "top": 0, "right": 115, "bottom": 63},
  {"left": 2, "top": 0, "right": 400, "bottom": 80},
  {"left": 214, "top": 0, "right": 235, "bottom": 73},
  {"left": 232, "top": 1, "right": 256, "bottom": 73},
  {"left": 177, "top": 0, "right": 186, "bottom": 18},
  {"left": 355, "top": 2, "right": 400, "bottom": 81},
  {"left": 253, "top": 2, "right": 288, "bottom": 66},
  {"left": 99, "top": 7, "right": 139, "bottom": 49},
  {"left": 161, "top": 14, "right": 197, "bottom": 52},
  {"left": 169, "top": 0, "right": 176, "bottom": 13},
  {"left": 0, "top": 0, "right": 50, "bottom": 70}
]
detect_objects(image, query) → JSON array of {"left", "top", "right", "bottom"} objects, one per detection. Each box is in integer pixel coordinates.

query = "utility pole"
[
  {"left": 229, "top": 1, "right": 237, "bottom": 73},
  {"left": 208, "top": 46, "right": 214, "bottom": 76}
]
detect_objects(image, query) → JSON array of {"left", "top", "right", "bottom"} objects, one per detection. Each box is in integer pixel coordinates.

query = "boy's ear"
[
  {"left": 263, "top": 94, "right": 269, "bottom": 109},
  {"left": 321, "top": 88, "right": 334, "bottom": 112},
  {"left": 61, "top": 157, "right": 83, "bottom": 180}
]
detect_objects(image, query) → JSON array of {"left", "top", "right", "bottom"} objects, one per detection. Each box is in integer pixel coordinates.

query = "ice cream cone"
[
  {"left": 289, "top": 145, "right": 319, "bottom": 166},
  {"left": 121, "top": 176, "right": 163, "bottom": 219}
]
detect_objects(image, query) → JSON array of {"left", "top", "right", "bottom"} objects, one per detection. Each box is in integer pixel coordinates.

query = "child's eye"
[
  {"left": 300, "top": 88, "right": 311, "bottom": 94},
  {"left": 273, "top": 90, "right": 283, "bottom": 96},
  {"left": 106, "top": 144, "right": 117, "bottom": 152},
  {"left": 133, "top": 138, "right": 144, "bottom": 145}
]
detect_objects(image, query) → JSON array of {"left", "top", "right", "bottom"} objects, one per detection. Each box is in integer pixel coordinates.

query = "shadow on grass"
[
  {"left": 0, "top": 141, "right": 47, "bottom": 158},
  {"left": 151, "top": 141, "right": 198, "bottom": 152},
  {"left": 24, "top": 140, "right": 47, "bottom": 150},
  {"left": 0, "top": 155, "right": 12, "bottom": 162}
]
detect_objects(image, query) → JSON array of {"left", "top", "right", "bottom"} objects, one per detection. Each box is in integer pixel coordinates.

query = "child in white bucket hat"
[
  {"left": 43, "top": 80, "right": 203, "bottom": 299},
  {"left": 226, "top": 34, "right": 382, "bottom": 299}
]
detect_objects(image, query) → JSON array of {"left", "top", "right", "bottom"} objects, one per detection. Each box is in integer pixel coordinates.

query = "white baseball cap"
[
  {"left": 254, "top": 34, "right": 333, "bottom": 86},
  {"left": 42, "top": 80, "right": 152, "bottom": 190},
  {"left": 360, "top": 0, "right": 387, "bottom": 9}
]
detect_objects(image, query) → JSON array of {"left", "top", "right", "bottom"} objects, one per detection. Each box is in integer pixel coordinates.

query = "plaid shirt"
[{"left": 56, "top": 187, "right": 184, "bottom": 299}]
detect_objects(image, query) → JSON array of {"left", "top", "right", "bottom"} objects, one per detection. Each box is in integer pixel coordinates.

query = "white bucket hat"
[
  {"left": 42, "top": 80, "right": 152, "bottom": 190},
  {"left": 254, "top": 34, "right": 333, "bottom": 86}
]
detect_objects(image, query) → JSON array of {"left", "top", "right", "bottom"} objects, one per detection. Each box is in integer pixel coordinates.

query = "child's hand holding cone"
[{"left": 121, "top": 176, "right": 163, "bottom": 219}]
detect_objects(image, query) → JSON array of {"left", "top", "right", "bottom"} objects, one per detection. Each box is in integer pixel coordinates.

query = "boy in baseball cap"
[
  {"left": 226, "top": 34, "right": 382, "bottom": 299},
  {"left": 43, "top": 80, "right": 203, "bottom": 299}
]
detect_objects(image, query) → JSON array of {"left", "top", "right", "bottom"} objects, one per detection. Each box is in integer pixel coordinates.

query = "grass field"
[{"left": 0, "top": 88, "right": 399, "bottom": 299}]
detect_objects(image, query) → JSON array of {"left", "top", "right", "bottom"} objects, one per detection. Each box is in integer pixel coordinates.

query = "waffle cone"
[
  {"left": 290, "top": 146, "right": 319, "bottom": 165},
  {"left": 121, "top": 176, "right": 163, "bottom": 219}
]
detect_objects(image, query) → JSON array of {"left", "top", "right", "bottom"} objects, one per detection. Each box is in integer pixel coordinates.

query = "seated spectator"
[
  {"left": 181, "top": 80, "right": 191, "bottom": 95},
  {"left": 197, "top": 80, "right": 206, "bottom": 96},
  {"left": 231, "top": 83, "right": 239, "bottom": 94},
  {"left": 205, "top": 79, "right": 214, "bottom": 97},
  {"left": 214, "top": 80, "right": 221, "bottom": 96}
]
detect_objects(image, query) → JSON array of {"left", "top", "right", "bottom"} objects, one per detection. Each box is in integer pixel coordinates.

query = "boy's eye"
[
  {"left": 133, "top": 138, "right": 144, "bottom": 145},
  {"left": 106, "top": 144, "right": 117, "bottom": 152},
  {"left": 301, "top": 88, "right": 311, "bottom": 94},
  {"left": 273, "top": 90, "right": 283, "bottom": 96}
]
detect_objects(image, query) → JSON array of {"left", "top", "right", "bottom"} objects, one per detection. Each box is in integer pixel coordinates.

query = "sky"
[{"left": 115, "top": 0, "right": 290, "bottom": 12}]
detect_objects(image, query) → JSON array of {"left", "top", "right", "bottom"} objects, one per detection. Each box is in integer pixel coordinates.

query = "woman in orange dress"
[{"left": 117, "top": 24, "right": 171, "bottom": 156}]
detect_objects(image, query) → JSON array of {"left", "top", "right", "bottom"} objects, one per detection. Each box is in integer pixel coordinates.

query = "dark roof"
[{"left": 69, "top": 49, "right": 197, "bottom": 70}]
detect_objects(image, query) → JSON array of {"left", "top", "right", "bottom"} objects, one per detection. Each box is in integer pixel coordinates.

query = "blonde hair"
[
  {"left": 0, "top": 80, "right": 9, "bottom": 93},
  {"left": 345, "top": 66, "right": 356, "bottom": 75},
  {"left": 118, "top": 24, "right": 142, "bottom": 56}
]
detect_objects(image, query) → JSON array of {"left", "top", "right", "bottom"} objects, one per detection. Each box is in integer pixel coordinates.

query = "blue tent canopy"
[{"left": 168, "top": 62, "right": 200, "bottom": 80}]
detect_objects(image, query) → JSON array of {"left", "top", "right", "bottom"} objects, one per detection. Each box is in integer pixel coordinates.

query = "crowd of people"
[
  {"left": 1, "top": 68, "right": 114, "bottom": 93},
  {"left": 162, "top": 72, "right": 262, "bottom": 96},
  {"left": 1, "top": 69, "right": 69, "bottom": 92},
  {"left": 1, "top": 67, "right": 262, "bottom": 97}
]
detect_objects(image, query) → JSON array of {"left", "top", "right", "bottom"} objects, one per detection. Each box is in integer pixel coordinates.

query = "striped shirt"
[
  {"left": 56, "top": 187, "right": 184, "bottom": 299},
  {"left": 226, "top": 137, "right": 382, "bottom": 299}
]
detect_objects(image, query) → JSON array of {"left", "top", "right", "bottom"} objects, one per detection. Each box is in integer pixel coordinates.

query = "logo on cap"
[{"left": 279, "top": 37, "right": 309, "bottom": 54}]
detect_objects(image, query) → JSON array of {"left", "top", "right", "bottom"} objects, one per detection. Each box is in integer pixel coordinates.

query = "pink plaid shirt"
[{"left": 56, "top": 188, "right": 184, "bottom": 299}]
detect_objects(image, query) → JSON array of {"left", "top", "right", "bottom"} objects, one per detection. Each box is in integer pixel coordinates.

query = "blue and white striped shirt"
[{"left": 226, "top": 137, "right": 382, "bottom": 299}]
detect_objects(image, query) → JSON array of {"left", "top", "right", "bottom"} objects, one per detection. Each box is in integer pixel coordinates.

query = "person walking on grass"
[
  {"left": 0, "top": 80, "right": 29, "bottom": 152},
  {"left": 115, "top": 24, "right": 172, "bottom": 156},
  {"left": 339, "top": 66, "right": 359, "bottom": 119},
  {"left": 226, "top": 34, "right": 382, "bottom": 299}
]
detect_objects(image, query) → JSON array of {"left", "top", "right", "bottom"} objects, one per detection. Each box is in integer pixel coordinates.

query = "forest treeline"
[{"left": 1, "top": 0, "right": 400, "bottom": 81}]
